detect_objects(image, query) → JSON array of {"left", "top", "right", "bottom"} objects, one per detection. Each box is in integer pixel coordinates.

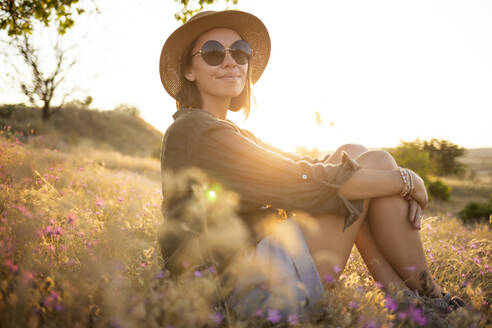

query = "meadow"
[{"left": 0, "top": 127, "right": 491, "bottom": 328}]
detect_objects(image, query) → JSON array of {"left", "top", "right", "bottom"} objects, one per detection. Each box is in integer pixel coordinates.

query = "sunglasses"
[{"left": 191, "top": 39, "right": 252, "bottom": 66}]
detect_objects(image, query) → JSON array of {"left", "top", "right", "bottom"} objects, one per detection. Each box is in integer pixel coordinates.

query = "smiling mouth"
[{"left": 218, "top": 76, "right": 240, "bottom": 79}]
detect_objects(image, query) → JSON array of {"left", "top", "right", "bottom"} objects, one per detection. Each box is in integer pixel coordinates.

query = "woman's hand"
[
  {"left": 407, "top": 199, "right": 423, "bottom": 230},
  {"left": 408, "top": 170, "right": 428, "bottom": 209}
]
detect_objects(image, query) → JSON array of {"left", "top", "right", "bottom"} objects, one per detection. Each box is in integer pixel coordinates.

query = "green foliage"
[
  {"left": 174, "top": 0, "right": 239, "bottom": 23},
  {"left": 423, "top": 139, "right": 466, "bottom": 176},
  {"left": 0, "top": 0, "right": 89, "bottom": 36},
  {"left": 427, "top": 179, "right": 451, "bottom": 201},
  {"left": 458, "top": 201, "right": 492, "bottom": 223},
  {"left": 389, "top": 140, "right": 434, "bottom": 181},
  {"left": 391, "top": 138, "right": 466, "bottom": 178}
]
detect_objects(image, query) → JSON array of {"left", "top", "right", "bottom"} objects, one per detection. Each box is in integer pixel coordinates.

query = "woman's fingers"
[
  {"left": 407, "top": 200, "right": 423, "bottom": 230},
  {"left": 414, "top": 203, "right": 422, "bottom": 230},
  {"left": 409, "top": 170, "right": 428, "bottom": 209},
  {"left": 408, "top": 200, "right": 418, "bottom": 223}
]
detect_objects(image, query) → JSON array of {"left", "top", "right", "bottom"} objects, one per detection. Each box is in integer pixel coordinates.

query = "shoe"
[
  {"left": 429, "top": 292, "right": 466, "bottom": 313},
  {"left": 391, "top": 290, "right": 449, "bottom": 328}
]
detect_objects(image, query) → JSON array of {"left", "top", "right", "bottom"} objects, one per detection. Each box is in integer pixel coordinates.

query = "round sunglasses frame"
[{"left": 191, "top": 39, "right": 253, "bottom": 66}]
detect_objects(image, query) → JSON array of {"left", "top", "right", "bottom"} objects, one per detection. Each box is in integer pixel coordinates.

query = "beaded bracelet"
[{"left": 399, "top": 167, "right": 414, "bottom": 198}]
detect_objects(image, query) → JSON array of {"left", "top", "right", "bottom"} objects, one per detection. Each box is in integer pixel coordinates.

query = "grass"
[{"left": 0, "top": 130, "right": 491, "bottom": 328}]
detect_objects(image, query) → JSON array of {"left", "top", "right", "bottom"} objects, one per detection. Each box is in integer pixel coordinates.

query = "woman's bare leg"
[
  {"left": 322, "top": 145, "right": 406, "bottom": 287},
  {"left": 355, "top": 219, "right": 407, "bottom": 289},
  {"left": 296, "top": 201, "right": 370, "bottom": 281},
  {"left": 303, "top": 144, "right": 443, "bottom": 297}
]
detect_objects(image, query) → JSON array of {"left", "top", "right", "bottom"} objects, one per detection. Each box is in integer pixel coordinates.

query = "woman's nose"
[{"left": 222, "top": 50, "right": 237, "bottom": 67}]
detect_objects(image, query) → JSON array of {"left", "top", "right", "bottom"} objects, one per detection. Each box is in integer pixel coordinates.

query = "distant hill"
[{"left": 0, "top": 104, "right": 163, "bottom": 158}]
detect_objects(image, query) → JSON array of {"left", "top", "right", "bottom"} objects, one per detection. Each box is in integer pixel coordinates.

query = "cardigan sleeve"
[{"left": 188, "top": 120, "right": 364, "bottom": 231}]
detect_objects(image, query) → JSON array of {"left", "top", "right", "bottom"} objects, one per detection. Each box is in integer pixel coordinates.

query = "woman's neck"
[{"left": 201, "top": 95, "right": 230, "bottom": 120}]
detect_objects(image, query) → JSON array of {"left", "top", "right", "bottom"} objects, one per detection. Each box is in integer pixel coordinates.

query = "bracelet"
[
  {"left": 408, "top": 169, "right": 414, "bottom": 197},
  {"left": 399, "top": 167, "right": 413, "bottom": 198}
]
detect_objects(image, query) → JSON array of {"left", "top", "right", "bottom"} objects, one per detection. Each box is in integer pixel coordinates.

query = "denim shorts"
[{"left": 226, "top": 217, "right": 324, "bottom": 323}]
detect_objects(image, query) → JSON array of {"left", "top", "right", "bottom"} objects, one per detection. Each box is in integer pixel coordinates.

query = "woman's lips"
[{"left": 217, "top": 74, "right": 240, "bottom": 81}]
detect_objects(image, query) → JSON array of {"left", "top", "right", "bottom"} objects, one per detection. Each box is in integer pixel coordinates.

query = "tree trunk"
[{"left": 42, "top": 102, "right": 50, "bottom": 121}]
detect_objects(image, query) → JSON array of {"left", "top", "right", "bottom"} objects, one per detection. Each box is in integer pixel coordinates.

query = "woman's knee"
[
  {"left": 357, "top": 150, "right": 398, "bottom": 170},
  {"left": 337, "top": 143, "right": 368, "bottom": 158}
]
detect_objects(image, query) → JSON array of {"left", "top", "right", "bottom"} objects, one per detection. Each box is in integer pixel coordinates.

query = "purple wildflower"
[
  {"left": 44, "top": 226, "right": 55, "bottom": 237},
  {"left": 267, "top": 309, "right": 281, "bottom": 323},
  {"left": 349, "top": 300, "right": 359, "bottom": 310},
  {"left": 287, "top": 313, "right": 299, "bottom": 325},
  {"left": 194, "top": 270, "right": 202, "bottom": 277},
  {"left": 96, "top": 197, "right": 105, "bottom": 208},
  {"left": 110, "top": 316, "right": 123, "bottom": 328},
  {"left": 363, "top": 321, "right": 380, "bottom": 328},
  {"left": 324, "top": 274, "right": 335, "bottom": 283},
  {"left": 3, "top": 259, "right": 18, "bottom": 272},
  {"left": 255, "top": 309, "right": 264, "bottom": 317},
  {"left": 409, "top": 304, "right": 427, "bottom": 326},
  {"left": 385, "top": 295, "right": 398, "bottom": 311},
  {"left": 66, "top": 213, "right": 77, "bottom": 224},
  {"left": 211, "top": 312, "right": 224, "bottom": 324},
  {"left": 333, "top": 265, "right": 342, "bottom": 273}
]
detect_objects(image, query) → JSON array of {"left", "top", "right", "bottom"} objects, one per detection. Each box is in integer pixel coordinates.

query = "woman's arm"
[
  {"left": 339, "top": 168, "right": 402, "bottom": 200},
  {"left": 181, "top": 117, "right": 420, "bottom": 230},
  {"left": 238, "top": 127, "right": 329, "bottom": 164},
  {"left": 340, "top": 168, "right": 428, "bottom": 209}
]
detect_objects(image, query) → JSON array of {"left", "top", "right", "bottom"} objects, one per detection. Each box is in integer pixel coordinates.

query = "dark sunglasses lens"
[
  {"left": 200, "top": 40, "right": 225, "bottom": 66},
  {"left": 231, "top": 40, "right": 252, "bottom": 65}
]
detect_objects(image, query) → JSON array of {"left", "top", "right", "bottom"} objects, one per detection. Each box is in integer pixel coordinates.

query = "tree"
[
  {"left": 0, "top": 0, "right": 95, "bottom": 36},
  {"left": 422, "top": 138, "right": 465, "bottom": 176},
  {"left": 173, "top": 0, "right": 239, "bottom": 23},
  {"left": 389, "top": 140, "right": 435, "bottom": 181},
  {"left": 11, "top": 33, "right": 78, "bottom": 120}
]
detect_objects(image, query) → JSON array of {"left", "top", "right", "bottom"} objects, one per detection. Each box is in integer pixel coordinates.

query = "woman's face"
[{"left": 184, "top": 28, "right": 248, "bottom": 103}]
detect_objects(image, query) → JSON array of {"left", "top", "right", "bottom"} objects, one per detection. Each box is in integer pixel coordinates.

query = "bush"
[
  {"left": 390, "top": 138, "right": 466, "bottom": 178},
  {"left": 427, "top": 179, "right": 451, "bottom": 201},
  {"left": 390, "top": 140, "right": 434, "bottom": 180},
  {"left": 458, "top": 201, "right": 492, "bottom": 223}
]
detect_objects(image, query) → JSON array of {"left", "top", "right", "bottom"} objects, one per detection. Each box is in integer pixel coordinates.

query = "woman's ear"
[{"left": 184, "top": 66, "right": 196, "bottom": 82}]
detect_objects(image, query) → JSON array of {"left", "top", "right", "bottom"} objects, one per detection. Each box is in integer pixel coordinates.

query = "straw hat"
[{"left": 159, "top": 10, "right": 271, "bottom": 99}]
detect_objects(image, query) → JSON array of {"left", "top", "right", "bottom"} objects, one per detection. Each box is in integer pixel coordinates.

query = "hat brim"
[{"left": 159, "top": 10, "right": 271, "bottom": 100}]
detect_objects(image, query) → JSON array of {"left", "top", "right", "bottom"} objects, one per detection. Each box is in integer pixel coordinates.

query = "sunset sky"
[{"left": 1, "top": 0, "right": 491, "bottom": 152}]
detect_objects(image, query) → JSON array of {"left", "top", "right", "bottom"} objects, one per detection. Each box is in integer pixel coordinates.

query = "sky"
[{"left": 1, "top": 0, "right": 491, "bottom": 152}]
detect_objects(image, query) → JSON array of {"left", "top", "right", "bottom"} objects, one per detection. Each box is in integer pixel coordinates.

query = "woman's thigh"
[{"left": 295, "top": 200, "right": 369, "bottom": 280}]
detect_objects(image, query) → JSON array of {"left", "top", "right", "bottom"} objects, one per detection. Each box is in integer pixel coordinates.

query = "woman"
[{"left": 158, "top": 10, "right": 463, "bottom": 323}]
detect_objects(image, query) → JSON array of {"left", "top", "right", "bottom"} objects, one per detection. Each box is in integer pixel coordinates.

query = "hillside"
[{"left": 0, "top": 104, "right": 163, "bottom": 158}]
